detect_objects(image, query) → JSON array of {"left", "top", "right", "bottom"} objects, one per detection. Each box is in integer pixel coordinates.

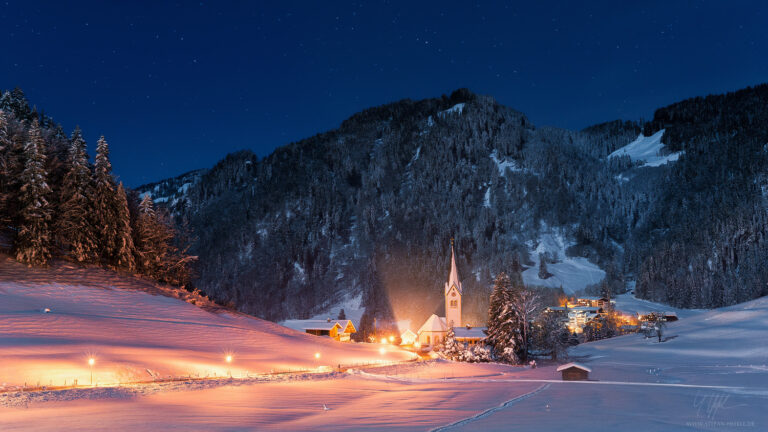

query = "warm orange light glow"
[
  {"left": 225, "top": 355, "right": 233, "bottom": 363},
  {"left": 379, "top": 347, "right": 386, "bottom": 355},
  {"left": 314, "top": 352, "right": 321, "bottom": 359},
  {"left": 414, "top": 342, "right": 421, "bottom": 348},
  {"left": 88, "top": 358, "right": 95, "bottom": 366},
  {"left": 380, "top": 338, "right": 387, "bottom": 344},
  {"left": 388, "top": 336, "right": 394, "bottom": 342}
]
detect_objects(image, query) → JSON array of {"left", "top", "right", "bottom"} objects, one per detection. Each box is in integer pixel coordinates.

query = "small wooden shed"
[{"left": 556, "top": 362, "right": 592, "bottom": 381}]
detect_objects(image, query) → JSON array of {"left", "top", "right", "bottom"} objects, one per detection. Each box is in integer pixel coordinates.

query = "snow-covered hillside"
[
  {"left": 608, "top": 129, "right": 683, "bottom": 167},
  {"left": 612, "top": 291, "right": 703, "bottom": 319},
  {"left": 3, "top": 280, "right": 768, "bottom": 431},
  {"left": 0, "top": 255, "right": 414, "bottom": 389},
  {"left": 522, "top": 231, "right": 605, "bottom": 294}
]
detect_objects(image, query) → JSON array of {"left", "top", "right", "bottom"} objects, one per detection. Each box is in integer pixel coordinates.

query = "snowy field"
[
  {"left": 0, "top": 255, "right": 416, "bottom": 390},
  {"left": 2, "top": 254, "right": 768, "bottom": 431}
]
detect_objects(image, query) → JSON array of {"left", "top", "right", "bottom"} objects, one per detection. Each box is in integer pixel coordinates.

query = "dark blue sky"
[{"left": 2, "top": 1, "right": 767, "bottom": 186}]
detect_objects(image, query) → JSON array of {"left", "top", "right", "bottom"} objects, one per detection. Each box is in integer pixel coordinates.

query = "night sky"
[{"left": 2, "top": 1, "right": 767, "bottom": 186}]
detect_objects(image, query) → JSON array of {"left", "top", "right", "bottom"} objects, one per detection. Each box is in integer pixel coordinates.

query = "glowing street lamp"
[
  {"left": 388, "top": 335, "right": 395, "bottom": 343},
  {"left": 380, "top": 338, "right": 387, "bottom": 344},
  {"left": 225, "top": 354, "right": 233, "bottom": 377},
  {"left": 314, "top": 352, "right": 321, "bottom": 359},
  {"left": 379, "top": 347, "right": 386, "bottom": 355},
  {"left": 88, "top": 357, "right": 95, "bottom": 386}
]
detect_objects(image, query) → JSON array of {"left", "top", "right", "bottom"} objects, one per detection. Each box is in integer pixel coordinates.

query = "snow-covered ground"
[
  {"left": 608, "top": 129, "right": 684, "bottom": 167},
  {"left": 0, "top": 255, "right": 415, "bottom": 391},
  {"left": 522, "top": 231, "right": 605, "bottom": 294},
  {"left": 613, "top": 292, "right": 703, "bottom": 319},
  {"left": 489, "top": 150, "right": 522, "bottom": 176},
  {"left": 2, "top": 254, "right": 767, "bottom": 431}
]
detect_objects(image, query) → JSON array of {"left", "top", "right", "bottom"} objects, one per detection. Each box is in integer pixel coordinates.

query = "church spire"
[{"left": 446, "top": 238, "right": 462, "bottom": 295}]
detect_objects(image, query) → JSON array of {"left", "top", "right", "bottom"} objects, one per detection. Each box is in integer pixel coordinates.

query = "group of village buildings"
[{"left": 285, "top": 245, "right": 677, "bottom": 349}]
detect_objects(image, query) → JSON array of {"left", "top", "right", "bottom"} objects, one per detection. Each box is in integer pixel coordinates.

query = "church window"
[{"left": 450, "top": 300, "right": 458, "bottom": 308}]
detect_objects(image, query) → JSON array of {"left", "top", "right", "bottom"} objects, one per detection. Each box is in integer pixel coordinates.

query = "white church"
[{"left": 408, "top": 241, "right": 486, "bottom": 349}]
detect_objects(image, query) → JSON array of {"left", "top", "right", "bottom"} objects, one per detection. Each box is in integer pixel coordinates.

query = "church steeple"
[
  {"left": 446, "top": 238, "right": 462, "bottom": 295},
  {"left": 444, "top": 238, "right": 462, "bottom": 327}
]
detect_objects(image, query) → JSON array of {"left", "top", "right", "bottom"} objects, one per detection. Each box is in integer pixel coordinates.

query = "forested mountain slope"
[{"left": 138, "top": 85, "right": 768, "bottom": 332}]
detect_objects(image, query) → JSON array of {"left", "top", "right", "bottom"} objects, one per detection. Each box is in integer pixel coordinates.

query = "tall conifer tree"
[
  {"left": 15, "top": 119, "right": 52, "bottom": 265},
  {"left": 114, "top": 182, "right": 136, "bottom": 271},
  {"left": 485, "top": 272, "right": 520, "bottom": 363},
  {"left": 0, "top": 110, "right": 10, "bottom": 223},
  {"left": 57, "top": 127, "right": 96, "bottom": 262},
  {"left": 92, "top": 136, "right": 119, "bottom": 263}
]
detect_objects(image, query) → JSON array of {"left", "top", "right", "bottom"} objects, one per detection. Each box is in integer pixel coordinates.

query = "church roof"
[
  {"left": 418, "top": 314, "right": 448, "bottom": 334},
  {"left": 453, "top": 326, "right": 487, "bottom": 339},
  {"left": 444, "top": 242, "right": 463, "bottom": 295}
]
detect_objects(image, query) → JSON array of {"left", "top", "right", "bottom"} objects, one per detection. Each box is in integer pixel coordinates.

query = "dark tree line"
[{"left": 0, "top": 88, "right": 194, "bottom": 286}]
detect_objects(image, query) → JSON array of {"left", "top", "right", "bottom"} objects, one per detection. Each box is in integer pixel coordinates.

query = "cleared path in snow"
[
  {"left": 430, "top": 384, "right": 551, "bottom": 432},
  {"left": 355, "top": 370, "right": 767, "bottom": 394}
]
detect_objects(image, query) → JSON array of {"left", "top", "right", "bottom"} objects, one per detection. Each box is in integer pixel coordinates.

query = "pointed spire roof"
[{"left": 445, "top": 239, "right": 463, "bottom": 295}]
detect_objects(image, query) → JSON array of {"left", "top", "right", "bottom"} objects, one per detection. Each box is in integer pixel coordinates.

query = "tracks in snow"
[{"left": 430, "top": 384, "right": 551, "bottom": 432}]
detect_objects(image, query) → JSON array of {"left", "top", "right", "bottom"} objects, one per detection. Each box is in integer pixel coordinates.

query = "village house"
[
  {"left": 400, "top": 329, "right": 417, "bottom": 346},
  {"left": 637, "top": 311, "right": 678, "bottom": 323},
  {"left": 283, "top": 318, "right": 357, "bottom": 342},
  {"left": 557, "top": 363, "right": 592, "bottom": 381},
  {"left": 574, "top": 296, "right": 611, "bottom": 309},
  {"left": 454, "top": 325, "right": 486, "bottom": 346}
]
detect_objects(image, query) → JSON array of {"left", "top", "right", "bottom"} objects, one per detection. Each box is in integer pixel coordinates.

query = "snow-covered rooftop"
[
  {"left": 556, "top": 362, "right": 592, "bottom": 372},
  {"left": 282, "top": 319, "right": 342, "bottom": 331},
  {"left": 453, "top": 327, "right": 487, "bottom": 339},
  {"left": 418, "top": 314, "right": 448, "bottom": 333}
]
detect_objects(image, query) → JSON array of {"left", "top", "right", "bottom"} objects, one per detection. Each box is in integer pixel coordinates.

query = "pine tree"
[
  {"left": 56, "top": 127, "right": 96, "bottom": 262},
  {"left": 114, "top": 182, "right": 136, "bottom": 271},
  {"left": 92, "top": 136, "right": 119, "bottom": 264},
  {"left": 0, "top": 110, "right": 10, "bottom": 223},
  {"left": 337, "top": 309, "right": 346, "bottom": 320},
  {"left": 485, "top": 272, "right": 520, "bottom": 363},
  {"left": 538, "top": 254, "right": 550, "bottom": 279},
  {"left": 134, "top": 194, "right": 163, "bottom": 274},
  {"left": 15, "top": 119, "right": 52, "bottom": 265},
  {"left": 440, "top": 327, "right": 463, "bottom": 360},
  {"left": 465, "top": 344, "right": 492, "bottom": 362}
]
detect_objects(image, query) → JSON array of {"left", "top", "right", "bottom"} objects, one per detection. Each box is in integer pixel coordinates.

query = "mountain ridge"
[{"left": 138, "top": 85, "right": 768, "bottom": 334}]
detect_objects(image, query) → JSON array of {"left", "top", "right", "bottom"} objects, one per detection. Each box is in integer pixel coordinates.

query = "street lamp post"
[{"left": 88, "top": 358, "right": 95, "bottom": 386}]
